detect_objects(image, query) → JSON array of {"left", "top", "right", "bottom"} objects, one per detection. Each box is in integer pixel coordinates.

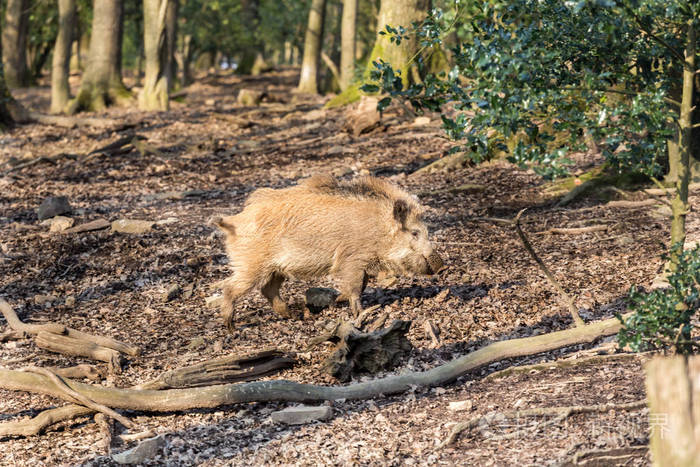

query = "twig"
[
  {"left": 512, "top": 209, "right": 585, "bottom": 327},
  {"left": 118, "top": 429, "right": 157, "bottom": 443},
  {"left": 439, "top": 400, "right": 646, "bottom": 447},
  {"left": 22, "top": 366, "right": 136, "bottom": 430}
]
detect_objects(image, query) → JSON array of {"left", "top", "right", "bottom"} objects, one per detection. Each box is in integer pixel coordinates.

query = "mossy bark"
[
  {"left": 298, "top": 0, "right": 327, "bottom": 94},
  {"left": 340, "top": 0, "right": 358, "bottom": 91},
  {"left": 2, "top": 0, "right": 31, "bottom": 88},
  {"left": 67, "top": 0, "right": 129, "bottom": 114},
  {"left": 139, "top": 0, "right": 176, "bottom": 111},
  {"left": 51, "top": 0, "right": 77, "bottom": 114}
]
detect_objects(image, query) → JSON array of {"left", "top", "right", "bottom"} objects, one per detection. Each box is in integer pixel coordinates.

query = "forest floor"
[{"left": 1, "top": 68, "right": 694, "bottom": 466}]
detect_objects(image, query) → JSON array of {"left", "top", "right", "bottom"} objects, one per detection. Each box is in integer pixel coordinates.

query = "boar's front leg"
[
  {"left": 220, "top": 274, "right": 256, "bottom": 332},
  {"left": 336, "top": 268, "right": 368, "bottom": 318},
  {"left": 261, "top": 273, "right": 292, "bottom": 318}
]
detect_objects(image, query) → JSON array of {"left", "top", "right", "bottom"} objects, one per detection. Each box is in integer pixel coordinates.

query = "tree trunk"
[
  {"left": 340, "top": 0, "right": 357, "bottom": 91},
  {"left": 180, "top": 33, "right": 193, "bottom": 86},
  {"left": 645, "top": 356, "right": 700, "bottom": 466},
  {"left": 2, "top": 0, "right": 31, "bottom": 88},
  {"left": 51, "top": 0, "right": 77, "bottom": 114},
  {"left": 297, "top": 0, "right": 326, "bottom": 94},
  {"left": 67, "top": 0, "right": 127, "bottom": 114},
  {"left": 237, "top": 0, "right": 261, "bottom": 75},
  {"left": 365, "top": 0, "right": 429, "bottom": 85},
  {"left": 164, "top": 0, "right": 178, "bottom": 91},
  {"left": 669, "top": 21, "right": 695, "bottom": 266},
  {"left": 139, "top": 0, "right": 174, "bottom": 111}
]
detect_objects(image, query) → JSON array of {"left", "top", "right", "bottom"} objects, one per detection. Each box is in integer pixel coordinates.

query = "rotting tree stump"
[{"left": 320, "top": 320, "right": 412, "bottom": 382}]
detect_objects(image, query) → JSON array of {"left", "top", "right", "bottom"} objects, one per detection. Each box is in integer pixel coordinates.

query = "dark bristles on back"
[{"left": 303, "top": 175, "right": 393, "bottom": 201}]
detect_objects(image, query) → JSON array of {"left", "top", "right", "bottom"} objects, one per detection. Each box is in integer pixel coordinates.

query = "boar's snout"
[{"left": 426, "top": 252, "right": 444, "bottom": 275}]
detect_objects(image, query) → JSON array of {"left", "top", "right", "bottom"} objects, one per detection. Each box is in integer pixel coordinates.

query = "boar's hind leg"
[
  {"left": 336, "top": 269, "right": 368, "bottom": 318},
  {"left": 261, "top": 273, "right": 292, "bottom": 318},
  {"left": 220, "top": 276, "right": 256, "bottom": 332}
]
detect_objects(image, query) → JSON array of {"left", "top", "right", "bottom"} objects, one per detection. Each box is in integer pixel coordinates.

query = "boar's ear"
[{"left": 393, "top": 200, "right": 410, "bottom": 226}]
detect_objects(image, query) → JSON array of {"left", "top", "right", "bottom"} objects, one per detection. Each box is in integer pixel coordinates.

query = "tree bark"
[
  {"left": 297, "top": 0, "right": 327, "bottom": 94},
  {"left": 669, "top": 22, "right": 695, "bottom": 267},
  {"left": 2, "top": 0, "right": 31, "bottom": 88},
  {"left": 67, "top": 0, "right": 128, "bottom": 114},
  {"left": 138, "top": 0, "right": 173, "bottom": 111},
  {"left": 645, "top": 356, "right": 700, "bottom": 466},
  {"left": 365, "top": 0, "right": 429, "bottom": 85},
  {"left": 51, "top": 0, "right": 77, "bottom": 114},
  {"left": 340, "top": 0, "right": 357, "bottom": 91},
  {"left": 164, "top": 0, "right": 178, "bottom": 91}
]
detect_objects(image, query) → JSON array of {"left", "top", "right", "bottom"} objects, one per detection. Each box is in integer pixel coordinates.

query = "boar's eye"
[{"left": 411, "top": 230, "right": 420, "bottom": 237}]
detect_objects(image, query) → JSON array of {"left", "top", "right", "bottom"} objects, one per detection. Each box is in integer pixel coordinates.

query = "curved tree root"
[
  {"left": 0, "top": 314, "right": 628, "bottom": 437},
  {"left": 439, "top": 400, "right": 647, "bottom": 448}
]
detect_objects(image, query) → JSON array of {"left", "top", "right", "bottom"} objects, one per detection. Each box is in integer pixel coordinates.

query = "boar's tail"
[{"left": 210, "top": 216, "right": 236, "bottom": 237}]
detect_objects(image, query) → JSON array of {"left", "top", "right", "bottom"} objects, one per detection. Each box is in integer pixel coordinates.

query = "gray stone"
[
  {"left": 271, "top": 405, "right": 333, "bottom": 425},
  {"left": 305, "top": 287, "right": 339, "bottom": 314},
  {"left": 112, "top": 435, "right": 165, "bottom": 465},
  {"left": 37, "top": 196, "right": 72, "bottom": 221},
  {"left": 163, "top": 284, "right": 182, "bottom": 302},
  {"left": 112, "top": 219, "right": 154, "bottom": 234}
]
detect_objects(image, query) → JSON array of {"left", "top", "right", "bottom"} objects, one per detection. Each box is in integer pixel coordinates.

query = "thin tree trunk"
[
  {"left": 67, "top": 0, "right": 127, "bottom": 114},
  {"left": 669, "top": 21, "right": 695, "bottom": 266},
  {"left": 164, "top": 0, "right": 178, "bottom": 91},
  {"left": 51, "top": 0, "right": 77, "bottom": 114},
  {"left": 180, "top": 34, "right": 193, "bottom": 86},
  {"left": 297, "top": 0, "right": 326, "bottom": 94},
  {"left": 139, "top": 0, "right": 172, "bottom": 111},
  {"left": 340, "top": 0, "right": 357, "bottom": 91},
  {"left": 2, "top": 0, "right": 31, "bottom": 88}
]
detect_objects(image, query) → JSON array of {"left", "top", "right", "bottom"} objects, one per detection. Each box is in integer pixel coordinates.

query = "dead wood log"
[
  {"left": 439, "top": 399, "right": 646, "bottom": 447},
  {"left": 0, "top": 313, "right": 628, "bottom": 418},
  {"left": 0, "top": 329, "right": 25, "bottom": 342},
  {"left": 410, "top": 151, "right": 470, "bottom": 177},
  {"left": 320, "top": 320, "right": 413, "bottom": 382},
  {"left": 34, "top": 332, "right": 122, "bottom": 373},
  {"left": 643, "top": 182, "right": 700, "bottom": 196},
  {"left": 344, "top": 96, "right": 381, "bottom": 136},
  {"left": 645, "top": 356, "right": 700, "bottom": 466},
  {"left": 134, "top": 350, "right": 296, "bottom": 390},
  {"left": 1, "top": 298, "right": 138, "bottom": 359}
]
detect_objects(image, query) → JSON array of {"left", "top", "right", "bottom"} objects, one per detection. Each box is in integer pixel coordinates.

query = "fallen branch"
[
  {"left": 0, "top": 314, "right": 628, "bottom": 416},
  {"left": 0, "top": 405, "right": 94, "bottom": 437},
  {"left": 1, "top": 299, "right": 66, "bottom": 334},
  {"left": 23, "top": 366, "right": 136, "bottom": 430},
  {"left": 94, "top": 413, "right": 114, "bottom": 454},
  {"left": 26, "top": 111, "right": 122, "bottom": 129},
  {"left": 439, "top": 399, "right": 646, "bottom": 447},
  {"left": 604, "top": 199, "right": 657, "bottom": 208},
  {"left": 483, "top": 352, "right": 645, "bottom": 382},
  {"left": 50, "top": 364, "right": 106, "bottom": 382},
  {"left": 1, "top": 153, "right": 77, "bottom": 175},
  {"left": 643, "top": 182, "right": 700, "bottom": 196},
  {"left": 534, "top": 225, "right": 609, "bottom": 236}
]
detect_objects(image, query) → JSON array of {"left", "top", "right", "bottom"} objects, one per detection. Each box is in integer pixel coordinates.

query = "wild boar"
[{"left": 211, "top": 174, "right": 444, "bottom": 331}]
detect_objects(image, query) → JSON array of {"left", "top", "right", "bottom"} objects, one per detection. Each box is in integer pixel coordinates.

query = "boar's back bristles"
[{"left": 301, "top": 174, "right": 421, "bottom": 211}]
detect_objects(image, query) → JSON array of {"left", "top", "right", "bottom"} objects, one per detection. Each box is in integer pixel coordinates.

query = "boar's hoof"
[{"left": 427, "top": 252, "right": 444, "bottom": 274}]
